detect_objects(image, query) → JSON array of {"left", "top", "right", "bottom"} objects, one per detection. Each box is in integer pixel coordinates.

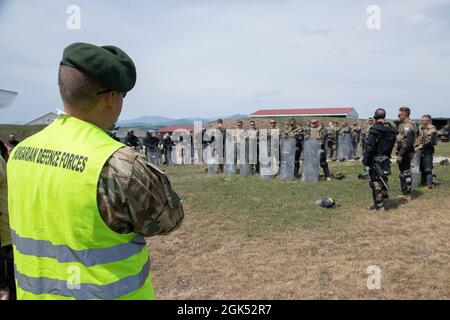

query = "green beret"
[{"left": 61, "top": 42, "right": 136, "bottom": 93}]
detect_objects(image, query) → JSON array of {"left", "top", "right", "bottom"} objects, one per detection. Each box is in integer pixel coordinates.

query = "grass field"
[
  {"left": 148, "top": 144, "right": 450, "bottom": 299},
  {"left": 435, "top": 141, "right": 450, "bottom": 158}
]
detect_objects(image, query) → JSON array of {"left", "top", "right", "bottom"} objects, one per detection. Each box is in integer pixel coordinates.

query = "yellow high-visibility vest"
[{"left": 7, "top": 115, "right": 155, "bottom": 300}]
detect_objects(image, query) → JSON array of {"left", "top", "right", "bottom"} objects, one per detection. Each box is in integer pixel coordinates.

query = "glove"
[{"left": 364, "top": 166, "right": 370, "bottom": 172}]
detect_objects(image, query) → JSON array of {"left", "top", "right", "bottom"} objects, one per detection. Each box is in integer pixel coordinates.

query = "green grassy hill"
[{"left": 0, "top": 124, "right": 46, "bottom": 142}]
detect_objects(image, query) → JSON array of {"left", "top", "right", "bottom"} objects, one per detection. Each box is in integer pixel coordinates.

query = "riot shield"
[
  {"left": 164, "top": 146, "right": 173, "bottom": 165},
  {"left": 337, "top": 133, "right": 353, "bottom": 161},
  {"left": 411, "top": 150, "right": 421, "bottom": 189},
  {"left": 238, "top": 132, "right": 255, "bottom": 177},
  {"left": 203, "top": 128, "right": 223, "bottom": 174},
  {"left": 170, "top": 130, "right": 192, "bottom": 165},
  {"left": 351, "top": 132, "right": 360, "bottom": 158},
  {"left": 239, "top": 142, "right": 253, "bottom": 176},
  {"left": 224, "top": 131, "right": 237, "bottom": 174},
  {"left": 146, "top": 147, "right": 161, "bottom": 165},
  {"left": 301, "top": 139, "right": 321, "bottom": 183},
  {"left": 280, "top": 137, "right": 296, "bottom": 180},
  {"left": 205, "top": 142, "right": 219, "bottom": 175},
  {"left": 259, "top": 130, "right": 279, "bottom": 180},
  {"left": 0, "top": 89, "right": 18, "bottom": 108}
]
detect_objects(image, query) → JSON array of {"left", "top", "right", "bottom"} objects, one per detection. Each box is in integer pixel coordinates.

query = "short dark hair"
[
  {"left": 399, "top": 106, "right": 411, "bottom": 116},
  {"left": 374, "top": 108, "right": 386, "bottom": 120},
  {"left": 421, "top": 114, "right": 432, "bottom": 120},
  {"left": 58, "top": 65, "right": 104, "bottom": 109}
]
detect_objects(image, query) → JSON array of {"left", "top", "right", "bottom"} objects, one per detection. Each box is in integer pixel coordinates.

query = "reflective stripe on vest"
[
  {"left": 14, "top": 259, "right": 150, "bottom": 300},
  {"left": 11, "top": 229, "right": 147, "bottom": 267}
]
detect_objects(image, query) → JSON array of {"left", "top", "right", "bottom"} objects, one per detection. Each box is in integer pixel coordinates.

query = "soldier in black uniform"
[
  {"left": 143, "top": 131, "right": 160, "bottom": 149},
  {"left": 162, "top": 133, "right": 174, "bottom": 165},
  {"left": 143, "top": 131, "right": 161, "bottom": 165},
  {"left": 124, "top": 130, "right": 140, "bottom": 148},
  {"left": 363, "top": 108, "right": 398, "bottom": 211}
]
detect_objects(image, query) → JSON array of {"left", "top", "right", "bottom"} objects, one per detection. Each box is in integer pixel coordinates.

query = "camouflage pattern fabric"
[
  {"left": 362, "top": 125, "right": 372, "bottom": 140},
  {"left": 369, "top": 170, "right": 389, "bottom": 210},
  {"left": 351, "top": 125, "right": 361, "bottom": 140},
  {"left": 396, "top": 119, "right": 416, "bottom": 155},
  {"left": 340, "top": 126, "right": 352, "bottom": 134},
  {"left": 396, "top": 119, "right": 416, "bottom": 196},
  {"left": 417, "top": 125, "right": 437, "bottom": 148},
  {"left": 97, "top": 147, "right": 184, "bottom": 237},
  {"left": 361, "top": 124, "right": 373, "bottom": 154},
  {"left": 283, "top": 126, "right": 304, "bottom": 139},
  {"left": 416, "top": 124, "right": 438, "bottom": 188},
  {"left": 304, "top": 126, "right": 326, "bottom": 144},
  {"left": 326, "top": 125, "right": 337, "bottom": 140},
  {"left": 325, "top": 125, "right": 338, "bottom": 160}
]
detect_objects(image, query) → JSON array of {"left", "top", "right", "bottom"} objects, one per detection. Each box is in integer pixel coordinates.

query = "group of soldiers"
[
  {"left": 325, "top": 119, "right": 375, "bottom": 161},
  {"left": 207, "top": 107, "right": 439, "bottom": 211},
  {"left": 107, "top": 111, "right": 438, "bottom": 211},
  {"left": 206, "top": 117, "right": 375, "bottom": 181},
  {"left": 109, "top": 130, "right": 175, "bottom": 165},
  {"left": 363, "top": 107, "right": 438, "bottom": 211},
  {"left": 110, "top": 117, "right": 375, "bottom": 178}
]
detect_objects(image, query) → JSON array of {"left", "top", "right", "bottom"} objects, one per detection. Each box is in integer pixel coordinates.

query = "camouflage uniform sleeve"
[
  {"left": 423, "top": 126, "right": 438, "bottom": 150},
  {"left": 302, "top": 127, "right": 310, "bottom": 140},
  {"left": 97, "top": 147, "right": 184, "bottom": 237},
  {"left": 320, "top": 127, "right": 327, "bottom": 142}
]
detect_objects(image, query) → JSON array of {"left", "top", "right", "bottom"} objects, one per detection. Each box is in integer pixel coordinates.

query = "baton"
[{"left": 379, "top": 176, "right": 389, "bottom": 190}]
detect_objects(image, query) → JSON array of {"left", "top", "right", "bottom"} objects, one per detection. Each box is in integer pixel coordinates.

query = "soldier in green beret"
[{"left": 7, "top": 42, "right": 184, "bottom": 300}]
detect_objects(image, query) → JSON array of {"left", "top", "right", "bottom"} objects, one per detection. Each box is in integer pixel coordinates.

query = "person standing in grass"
[
  {"left": 7, "top": 42, "right": 184, "bottom": 300},
  {"left": 396, "top": 106, "right": 416, "bottom": 200},
  {"left": 363, "top": 108, "right": 397, "bottom": 211},
  {"left": 416, "top": 115, "right": 438, "bottom": 189}
]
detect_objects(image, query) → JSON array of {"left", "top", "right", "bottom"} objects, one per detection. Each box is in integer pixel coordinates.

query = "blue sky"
[{"left": 0, "top": 0, "right": 449, "bottom": 123}]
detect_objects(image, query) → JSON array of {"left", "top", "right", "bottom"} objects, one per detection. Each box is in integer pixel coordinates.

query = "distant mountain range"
[{"left": 117, "top": 114, "right": 249, "bottom": 127}]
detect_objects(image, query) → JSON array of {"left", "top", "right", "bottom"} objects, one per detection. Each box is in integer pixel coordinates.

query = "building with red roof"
[
  {"left": 158, "top": 125, "right": 195, "bottom": 134},
  {"left": 251, "top": 107, "right": 358, "bottom": 119}
]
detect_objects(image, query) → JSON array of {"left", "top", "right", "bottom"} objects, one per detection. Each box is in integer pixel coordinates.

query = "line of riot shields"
[{"left": 136, "top": 126, "right": 365, "bottom": 183}]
